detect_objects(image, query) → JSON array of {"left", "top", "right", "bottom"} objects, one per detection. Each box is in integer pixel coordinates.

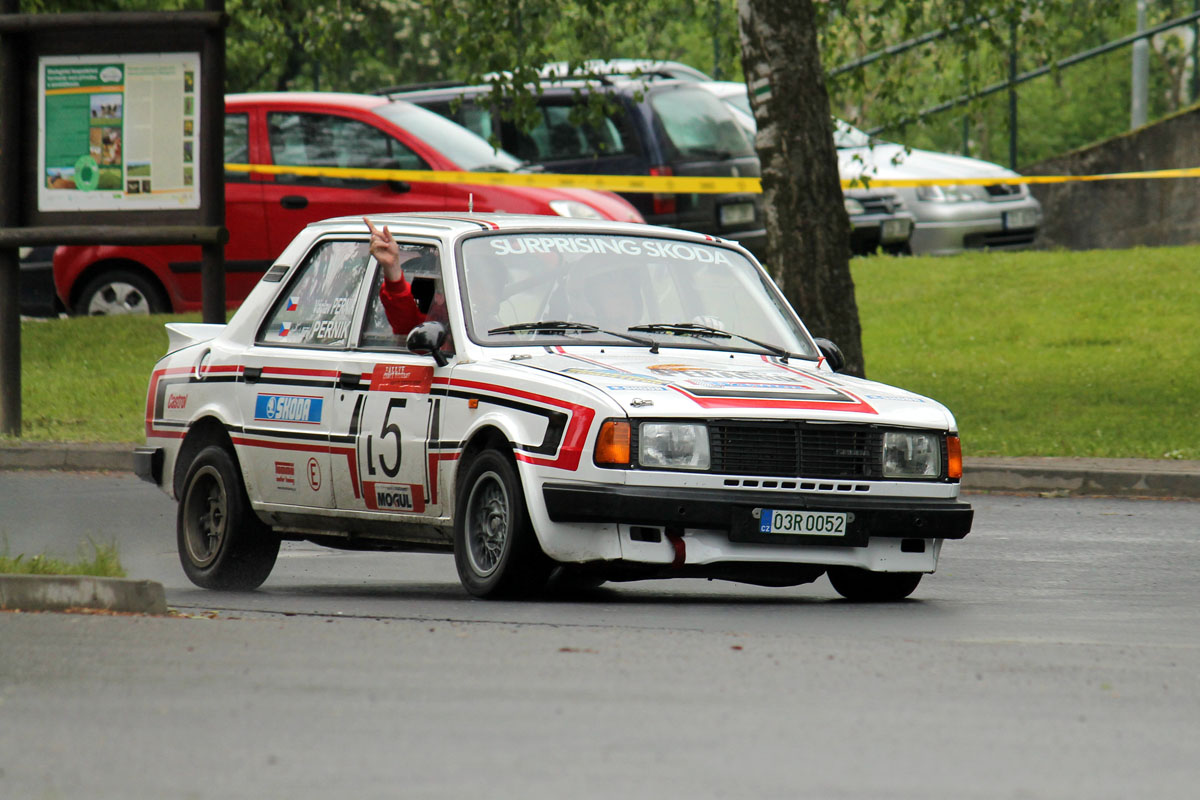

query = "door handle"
[
  {"left": 280, "top": 195, "right": 308, "bottom": 210},
  {"left": 338, "top": 372, "right": 361, "bottom": 390},
  {"left": 243, "top": 366, "right": 262, "bottom": 383}
]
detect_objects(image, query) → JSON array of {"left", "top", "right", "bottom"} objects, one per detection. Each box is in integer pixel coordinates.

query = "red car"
[{"left": 53, "top": 92, "right": 644, "bottom": 315}]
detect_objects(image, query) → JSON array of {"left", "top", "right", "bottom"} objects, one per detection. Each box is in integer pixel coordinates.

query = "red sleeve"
[{"left": 379, "top": 277, "right": 426, "bottom": 335}]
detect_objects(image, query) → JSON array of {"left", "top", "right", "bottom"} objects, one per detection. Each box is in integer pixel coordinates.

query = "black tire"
[
  {"left": 74, "top": 269, "right": 169, "bottom": 316},
  {"left": 828, "top": 567, "right": 922, "bottom": 602},
  {"left": 177, "top": 445, "right": 279, "bottom": 590},
  {"left": 453, "top": 449, "right": 552, "bottom": 598}
]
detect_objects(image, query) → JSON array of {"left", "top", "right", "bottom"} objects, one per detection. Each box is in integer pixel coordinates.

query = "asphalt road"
[{"left": 1, "top": 471, "right": 1198, "bottom": 799}]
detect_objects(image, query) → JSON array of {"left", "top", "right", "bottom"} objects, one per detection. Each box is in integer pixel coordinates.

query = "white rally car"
[{"left": 135, "top": 213, "right": 972, "bottom": 600}]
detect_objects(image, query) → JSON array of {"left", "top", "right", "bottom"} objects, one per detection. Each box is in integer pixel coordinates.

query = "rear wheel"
[
  {"left": 828, "top": 567, "right": 922, "bottom": 602},
  {"left": 177, "top": 445, "right": 279, "bottom": 590},
  {"left": 75, "top": 269, "right": 168, "bottom": 315},
  {"left": 454, "top": 449, "right": 552, "bottom": 598}
]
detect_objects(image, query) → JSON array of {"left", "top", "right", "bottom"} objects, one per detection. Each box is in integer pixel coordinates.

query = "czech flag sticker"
[
  {"left": 286, "top": 297, "right": 299, "bottom": 311},
  {"left": 278, "top": 321, "right": 292, "bottom": 337}
]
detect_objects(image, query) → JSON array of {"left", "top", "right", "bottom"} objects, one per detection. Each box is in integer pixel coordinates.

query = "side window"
[
  {"left": 359, "top": 244, "right": 449, "bottom": 353},
  {"left": 507, "top": 100, "right": 633, "bottom": 163},
  {"left": 258, "top": 240, "right": 370, "bottom": 348},
  {"left": 224, "top": 113, "right": 250, "bottom": 183},
  {"left": 266, "top": 112, "right": 428, "bottom": 188}
]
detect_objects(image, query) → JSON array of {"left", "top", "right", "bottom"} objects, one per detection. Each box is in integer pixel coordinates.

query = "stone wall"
[{"left": 1024, "top": 104, "right": 1200, "bottom": 250}]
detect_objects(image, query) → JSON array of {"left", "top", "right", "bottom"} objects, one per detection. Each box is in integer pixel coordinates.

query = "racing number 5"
[{"left": 366, "top": 398, "right": 406, "bottom": 478}]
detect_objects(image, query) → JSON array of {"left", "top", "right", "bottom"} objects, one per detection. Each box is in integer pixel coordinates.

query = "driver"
[{"left": 366, "top": 217, "right": 444, "bottom": 335}]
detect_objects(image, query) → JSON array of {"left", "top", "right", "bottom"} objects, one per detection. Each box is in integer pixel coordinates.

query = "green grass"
[
  {"left": 853, "top": 246, "right": 1200, "bottom": 459},
  {"left": 4, "top": 246, "right": 1198, "bottom": 459},
  {"left": 12, "top": 314, "right": 193, "bottom": 443},
  {"left": 0, "top": 538, "right": 126, "bottom": 577}
]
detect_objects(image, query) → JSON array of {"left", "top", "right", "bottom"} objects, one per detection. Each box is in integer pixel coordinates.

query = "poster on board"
[{"left": 37, "top": 52, "right": 201, "bottom": 212}]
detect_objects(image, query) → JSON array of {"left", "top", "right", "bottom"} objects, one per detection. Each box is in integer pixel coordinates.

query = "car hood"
[
  {"left": 839, "top": 143, "right": 1020, "bottom": 183},
  {"left": 517, "top": 349, "right": 954, "bottom": 428}
]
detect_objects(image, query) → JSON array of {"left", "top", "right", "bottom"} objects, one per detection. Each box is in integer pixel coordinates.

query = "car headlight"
[
  {"left": 883, "top": 431, "right": 941, "bottom": 479},
  {"left": 916, "top": 184, "right": 985, "bottom": 203},
  {"left": 843, "top": 197, "right": 866, "bottom": 216},
  {"left": 639, "top": 422, "right": 710, "bottom": 470},
  {"left": 549, "top": 199, "right": 604, "bottom": 219}
]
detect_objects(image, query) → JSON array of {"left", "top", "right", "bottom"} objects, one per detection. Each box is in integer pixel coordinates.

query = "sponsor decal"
[
  {"left": 562, "top": 367, "right": 670, "bottom": 385},
  {"left": 274, "top": 460, "right": 296, "bottom": 490},
  {"left": 166, "top": 393, "right": 188, "bottom": 410},
  {"left": 863, "top": 393, "right": 927, "bottom": 403},
  {"left": 604, "top": 384, "right": 669, "bottom": 392},
  {"left": 313, "top": 296, "right": 350, "bottom": 315},
  {"left": 372, "top": 363, "right": 434, "bottom": 394},
  {"left": 255, "top": 393, "right": 324, "bottom": 424},
  {"left": 308, "top": 318, "right": 350, "bottom": 341},
  {"left": 307, "top": 457, "right": 321, "bottom": 491},
  {"left": 487, "top": 235, "right": 734, "bottom": 265},
  {"left": 364, "top": 481, "right": 427, "bottom": 513}
]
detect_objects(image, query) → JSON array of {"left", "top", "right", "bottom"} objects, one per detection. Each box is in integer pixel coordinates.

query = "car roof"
[
  {"left": 226, "top": 91, "right": 392, "bottom": 111},
  {"left": 388, "top": 76, "right": 692, "bottom": 103},
  {"left": 308, "top": 212, "right": 726, "bottom": 243}
]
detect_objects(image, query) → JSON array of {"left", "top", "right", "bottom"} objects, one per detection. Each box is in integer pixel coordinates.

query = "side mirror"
[
  {"left": 406, "top": 321, "right": 449, "bottom": 367},
  {"left": 813, "top": 337, "right": 845, "bottom": 372}
]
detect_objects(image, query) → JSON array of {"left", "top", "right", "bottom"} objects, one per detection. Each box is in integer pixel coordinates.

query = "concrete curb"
[
  {"left": 0, "top": 574, "right": 168, "bottom": 615},
  {"left": 2, "top": 443, "right": 1198, "bottom": 498}
]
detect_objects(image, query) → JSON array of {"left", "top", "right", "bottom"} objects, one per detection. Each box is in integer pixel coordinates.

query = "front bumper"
[{"left": 543, "top": 482, "right": 973, "bottom": 544}]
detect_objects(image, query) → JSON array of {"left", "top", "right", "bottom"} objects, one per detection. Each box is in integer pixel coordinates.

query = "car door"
[
  {"left": 328, "top": 241, "right": 453, "bottom": 525},
  {"left": 234, "top": 237, "right": 373, "bottom": 510},
  {"left": 259, "top": 108, "right": 447, "bottom": 257}
]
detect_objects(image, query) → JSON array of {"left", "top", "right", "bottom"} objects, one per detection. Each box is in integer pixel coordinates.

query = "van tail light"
[
  {"left": 649, "top": 165, "right": 676, "bottom": 216},
  {"left": 594, "top": 420, "right": 631, "bottom": 467},
  {"left": 947, "top": 435, "right": 963, "bottom": 480}
]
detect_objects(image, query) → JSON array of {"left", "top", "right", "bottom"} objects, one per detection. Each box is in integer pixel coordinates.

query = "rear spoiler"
[{"left": 164, "top": 322, "right": 224, "bottom": 354}]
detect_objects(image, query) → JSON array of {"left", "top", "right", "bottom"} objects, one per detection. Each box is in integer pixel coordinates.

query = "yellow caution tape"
[{"left": 225, "top": 162, "right": 1200, "bottom": 194}]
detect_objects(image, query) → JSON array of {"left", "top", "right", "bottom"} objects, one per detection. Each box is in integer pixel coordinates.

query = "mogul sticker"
[
  {"left": 254, "top": 393, "right": 324, "bottom": 424},
  {"left": 364, "top": 481, "right": 426, "bottom": 513}
]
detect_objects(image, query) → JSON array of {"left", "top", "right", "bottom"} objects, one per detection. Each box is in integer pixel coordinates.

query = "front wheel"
[
  {"left": 454, "top": 449, "right": 552, "bottom": 598},
  {"left": 828, "top": 567, "right": 922, "bottom": 602},
  {"left": 177, "top": 445, "right": 279, "bottom": 590}
]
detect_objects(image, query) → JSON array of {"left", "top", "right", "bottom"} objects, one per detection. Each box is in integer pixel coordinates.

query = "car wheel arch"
[
  {"left": 173, "top": 416, "right": 237, "bottom": 499},
  {"left": 69, "top": 258, "right": 173, "bottom": 314}
]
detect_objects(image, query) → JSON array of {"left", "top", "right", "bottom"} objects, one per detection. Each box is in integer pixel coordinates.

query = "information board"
[{"left": 37, "top": 52, "right": 201, "bottom": 212}]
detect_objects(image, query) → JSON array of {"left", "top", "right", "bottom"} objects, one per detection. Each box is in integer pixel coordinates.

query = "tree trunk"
[{"left": 737, "top": 0, "right": 865, "bottom": 377}]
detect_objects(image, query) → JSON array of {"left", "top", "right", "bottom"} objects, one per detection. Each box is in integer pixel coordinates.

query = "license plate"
[
  {"left": 1003, "top": 208, "right": 1038, "bottom": 230},
  {"left": 720, "top": 202, "right": 755, "bottom": 226},
  {"left": 881, "top": 218, "right": 912, "bottom": 242},
  {"left": 758, "top": 509, "right": 848, "bottom": 536}
]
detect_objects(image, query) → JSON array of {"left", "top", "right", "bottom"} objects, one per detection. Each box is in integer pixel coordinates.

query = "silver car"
[{"left": 695, "top": 81, "right": 1043, "bottom": 256}]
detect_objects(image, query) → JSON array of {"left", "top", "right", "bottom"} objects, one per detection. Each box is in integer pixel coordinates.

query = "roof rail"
[{"left": 372, "top": 79, "right": 467, "bottom": 97}]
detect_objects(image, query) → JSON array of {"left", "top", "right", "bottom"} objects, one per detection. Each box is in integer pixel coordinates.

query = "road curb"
[
  {"left": 1, "top": 443, "right": 1198, "bottom": 498},
  {"left": 0, "top": 574, "right": 168, "bottom": 615}
]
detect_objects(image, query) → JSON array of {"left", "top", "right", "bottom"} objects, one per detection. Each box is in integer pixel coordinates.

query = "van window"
[
  {"left": 224, "top": 113, "right": 250, "bottom": 183},
  {"left": 649, "top": 88, "right": 754, "bottom": 159},
  {"left": 508, "top": 100, "right": 633, "bottom": 163}
]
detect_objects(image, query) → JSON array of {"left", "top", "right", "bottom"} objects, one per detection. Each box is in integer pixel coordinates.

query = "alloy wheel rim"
[
  {"left": 88, "top": 282, "right": 150, "bottom": 315},
  {"left": 184, "top": 466, "right": 227, "bottom": 568},
  {"left": 465, "top": 471, "right": 508, "bottom": 578}
]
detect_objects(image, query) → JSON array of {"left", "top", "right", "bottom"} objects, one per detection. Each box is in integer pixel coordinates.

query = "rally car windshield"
[{"left": 457, "top": 233, "right": 818, "bottom": 358}]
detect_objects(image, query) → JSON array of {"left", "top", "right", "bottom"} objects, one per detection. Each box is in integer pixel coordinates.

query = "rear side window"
[
  {"left": 649, "top": 88, "right": 754, "bottom": 159},
  {"left": 224, "top": 113, "right": 249, "bottom": 183},
  {"left": 267, "top": 112, "right": 427, "bottom": 188},
  {"left": 258, "top": 240, "right": 370, "bottom": 348}
]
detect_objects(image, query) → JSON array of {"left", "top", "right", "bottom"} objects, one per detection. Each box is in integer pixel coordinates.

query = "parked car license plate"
[
  {"left": 758, "top": 509, "right": 848, "bottom": 536},
  {"left": 881, "top": 218, "right": 912, "bottom": 242},
  {"left": 1003, "top": 208, "right": 1038, "bottom": 230},
  {"left": 719, "top": 202, "right": 756, "bottom": 226}
]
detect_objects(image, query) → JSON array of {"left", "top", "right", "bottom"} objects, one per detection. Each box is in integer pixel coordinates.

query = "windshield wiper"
[
  {"left": 628, "top": 322, "right": 796, "bottom": 363},
  {"left": 488, "top": 321, "right": 657, "bottom": 348}
]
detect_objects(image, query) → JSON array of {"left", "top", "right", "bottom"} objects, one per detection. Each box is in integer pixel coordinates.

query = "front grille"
[
  {"left": 709, "top": 423, "right": 886, "bottom": 479},
  {"left": 984, "top": 183, "right": 1022, "bottom": 198},
  {"left": 963, "top": 229, "right": 1038, "bottom": 249},
  {"left": 851, "top": 192, "right": 902, "bottom": 214}
]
